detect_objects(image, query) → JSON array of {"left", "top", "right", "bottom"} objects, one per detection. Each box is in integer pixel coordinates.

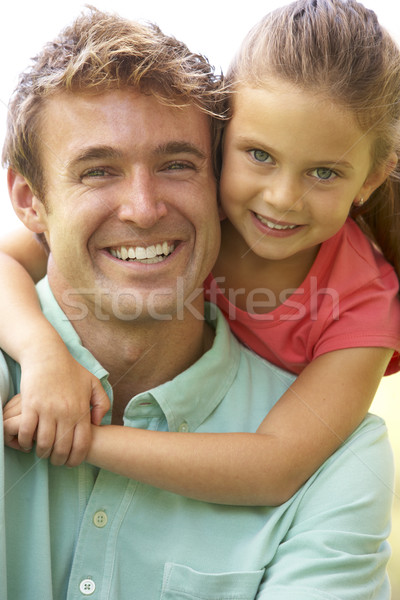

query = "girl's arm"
[
  {"left": 0, "top": 227, "right": 48, "bottom": 283},
  {"left": 0, "top": 228, "right": 49, "bottom": 361},
  {"left": 84, "top": 346, "right": 391, "bottom": 504},
  {"left": 0, "top": 228, "right": 110, "bottom": 465},
  {"left": 1, "top": 230, "right": 391, "bottom": 504}
]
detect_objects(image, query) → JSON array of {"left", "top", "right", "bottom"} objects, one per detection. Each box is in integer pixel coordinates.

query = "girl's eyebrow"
[{"left": 310, "top": 159, "right": 354, "bottom": 170}]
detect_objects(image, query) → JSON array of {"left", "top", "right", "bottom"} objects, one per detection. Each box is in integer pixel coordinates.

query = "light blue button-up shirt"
[{"left": 0, "top": 278, "right": 394, "bottom": 599}]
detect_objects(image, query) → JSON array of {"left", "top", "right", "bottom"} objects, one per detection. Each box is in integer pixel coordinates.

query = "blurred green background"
[{"left": 372, "top": 372, "right": 400, "bottom": 598}]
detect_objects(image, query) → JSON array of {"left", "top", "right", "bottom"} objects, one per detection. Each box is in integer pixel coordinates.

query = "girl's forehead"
[
  {"left": 227, "top": 82, "right": 375, "bottom": 171},
  {"left": 231, "top": 81, "right": 359, "bottom": 127}
]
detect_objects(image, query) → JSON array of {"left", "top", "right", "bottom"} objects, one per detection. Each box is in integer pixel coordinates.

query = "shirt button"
[
  {"left": 79, "top": 579, "right": 96, "bottom": 595},
  {"left": 93, "top": 510, "right": 108, "bottom": 528},
  {"left": 178, "top": 421, "right": 189, "bottom": 432}
]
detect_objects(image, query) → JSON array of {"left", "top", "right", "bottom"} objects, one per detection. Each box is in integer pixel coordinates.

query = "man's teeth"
[
  {"left": 256, "top": 214, "right": 297, "bottom": 230},
  {"left": 110, "top": 242, "right": 174, "bottom": 263}
]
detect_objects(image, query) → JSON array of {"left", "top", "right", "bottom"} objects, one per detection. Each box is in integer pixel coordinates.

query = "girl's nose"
[{"left": 263, "top": 174, "right": 304, "bottom": 214}]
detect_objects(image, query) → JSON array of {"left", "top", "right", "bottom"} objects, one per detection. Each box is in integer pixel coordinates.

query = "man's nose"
[{"left": 117, "top": 169, "right": 168, "bottom": 228}]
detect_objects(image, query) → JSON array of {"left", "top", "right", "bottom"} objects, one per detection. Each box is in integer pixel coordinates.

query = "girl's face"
[{"left": 220, "top": 79, "right": 386, "bottom": 265}]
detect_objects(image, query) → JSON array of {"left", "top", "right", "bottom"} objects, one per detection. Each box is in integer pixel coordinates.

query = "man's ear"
[
  {"left": 360, "top": 152, "right": 398, "bottom": 201},
  {"left": 7, "top": 169, "right": 47, "bottom": 234}
]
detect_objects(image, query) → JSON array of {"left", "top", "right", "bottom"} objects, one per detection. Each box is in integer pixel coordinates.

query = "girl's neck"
[{"left": 214, "top": 219, "right": 319, "bottom": 313}]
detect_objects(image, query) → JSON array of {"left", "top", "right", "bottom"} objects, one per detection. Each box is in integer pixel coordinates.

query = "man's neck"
[
  {"left": 84, "top": 314, "right": 213, "bottom": 423},
  {"left": 57, "top": 291, "right": 214, "bottom": 421}
]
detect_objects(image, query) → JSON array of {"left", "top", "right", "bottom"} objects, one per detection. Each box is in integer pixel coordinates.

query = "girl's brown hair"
[{"left": 227, "top": 0, "right": 400, "bottom": 280}]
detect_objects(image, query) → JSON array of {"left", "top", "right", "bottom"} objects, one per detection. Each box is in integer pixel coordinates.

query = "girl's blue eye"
[
  {"left": 313, "top": 167, "right": 336, "bottom": 180},
  {"left": 251, "top": 149, "right": 272, "bottom": 163}
]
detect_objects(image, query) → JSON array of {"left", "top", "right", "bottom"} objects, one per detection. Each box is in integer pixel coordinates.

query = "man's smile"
[{"left": 108, "top": 241, "right": 176, "bottom": 264}]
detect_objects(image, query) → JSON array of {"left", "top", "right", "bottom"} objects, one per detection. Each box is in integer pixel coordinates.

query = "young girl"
[{"left": 2, "top": 0, "right": 400, "bottom": 506}]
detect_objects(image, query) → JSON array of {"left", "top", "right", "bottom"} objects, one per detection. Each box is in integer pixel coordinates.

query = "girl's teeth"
[{"left": 257, "top": 214, "right": 297, "bottom": 230}]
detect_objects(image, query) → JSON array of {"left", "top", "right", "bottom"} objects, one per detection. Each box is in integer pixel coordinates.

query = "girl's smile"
[{"left": 252, "top": 212, "right": 305, "bottom": 238}]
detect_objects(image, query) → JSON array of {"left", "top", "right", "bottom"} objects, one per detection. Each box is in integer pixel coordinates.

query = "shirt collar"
[
  {"left": 36, "top": 278, "right": 242, "bottom": 431},
  {"left": 36, "top": 277, "right": 108, "bottom": 382},
  {"left": 132, "top": 302, "right": 242, "bottom": 432}
]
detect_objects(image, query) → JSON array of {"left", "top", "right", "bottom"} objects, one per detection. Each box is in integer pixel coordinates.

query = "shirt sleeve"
[
  {"left": 0, "top": 352, "right": 10, "bottom": 407},
  {"left": 257, "top": 415, "right": 393, "bottom": 600},
  {"left": 311, "top": 264, "right": 400, "bottom": 376}
]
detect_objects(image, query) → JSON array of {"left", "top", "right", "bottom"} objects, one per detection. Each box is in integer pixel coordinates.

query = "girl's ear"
[
  {"left": 7, "top": 169, "right": 48, "bottom": 234},
  {"left": 360, "top": 152, "right": 398, "bottom": 201}
]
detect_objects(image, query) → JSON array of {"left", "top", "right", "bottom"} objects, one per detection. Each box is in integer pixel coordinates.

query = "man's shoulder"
[
  {"left": 207, "top": 303, "right": 296, "bottom": 385},
  {"left": 238, "top": 342, "right": 296, "bottom": 387},
  {"left": 208, "top": 305, "right": 296, "bottom": 414},
  {"left": 296, "top": 411, "right": 394, "bottom": 533},
  {"left": 338, "top": 412, "right": 392, "bottom": 468}
]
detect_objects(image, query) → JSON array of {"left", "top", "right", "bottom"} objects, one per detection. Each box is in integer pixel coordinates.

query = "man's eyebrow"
[
  {"left": 67, "top": 146, "right": 123, "bottom": 169},
  {"left": 154, "top": 141, "right": 206, "bottom": 160},
  {"left": 67, "top": 142, "right": 206, "bottom": 169}
]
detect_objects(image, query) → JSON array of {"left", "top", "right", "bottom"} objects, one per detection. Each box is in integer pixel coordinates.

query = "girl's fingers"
[
  {"left": 4, "top": 415, "right": 28, "bottom": 451},
  {"left": 65, "top": 418, "right": 92, "bottom": 468},
  {"left": 34, "top": 416, "right": 57, "bottom": 459},
  {"left": 18, "top": 407, "right": 39, "bottom": 450}
]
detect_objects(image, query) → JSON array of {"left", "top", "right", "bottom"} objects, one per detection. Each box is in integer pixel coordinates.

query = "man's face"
[{"left": 36, "top": 89, "right": 220, "bottom": 322}]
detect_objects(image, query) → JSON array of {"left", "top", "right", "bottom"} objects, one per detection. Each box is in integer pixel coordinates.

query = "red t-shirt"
[{"left": 204, "top": 219, "right": 400, "bottom": 376}]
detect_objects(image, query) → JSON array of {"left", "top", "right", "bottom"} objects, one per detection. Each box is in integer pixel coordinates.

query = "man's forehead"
[
  {"left": 40, "top": 89, "right": 212, "bottom": 159},
  {"left": 42, "top": 89, "right": 210, "bottom": 128}
]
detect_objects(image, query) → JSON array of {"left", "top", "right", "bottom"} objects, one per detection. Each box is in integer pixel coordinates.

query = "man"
[{"left": 0, "top": 8, "right": 394, "bottom": 599}]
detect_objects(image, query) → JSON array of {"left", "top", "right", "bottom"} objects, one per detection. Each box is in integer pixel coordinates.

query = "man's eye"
[
  {"left": 250, "top": 149, "right": 272, "bottom": 163},
  {"left": 166, "top": 161, "right": 191, "bottom": 170},
  {"left": 82, "top": 168, "right": 108, "bottom": 178},
  {"left": 311, "top": 167, "right": 337, "bottom": 181}
]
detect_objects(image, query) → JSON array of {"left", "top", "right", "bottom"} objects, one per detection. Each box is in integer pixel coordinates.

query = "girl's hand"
[{"left": 14, "top": 344, "right": 110, "bottom": 467}]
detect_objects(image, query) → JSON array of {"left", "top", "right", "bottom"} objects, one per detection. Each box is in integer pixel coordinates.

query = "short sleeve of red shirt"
[{"left": 204, "top": 219, "right": 400, "bottom": 376}]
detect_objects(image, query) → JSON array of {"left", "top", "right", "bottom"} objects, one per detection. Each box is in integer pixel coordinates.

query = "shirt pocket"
[{"left": 160, "top": 562, "right": 264, "bottom": 600}]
